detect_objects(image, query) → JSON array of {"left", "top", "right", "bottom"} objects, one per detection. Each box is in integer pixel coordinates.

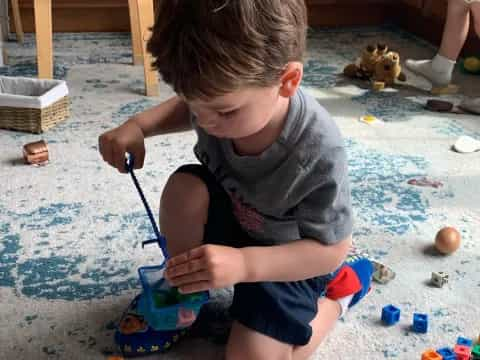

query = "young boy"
[
  {"left": 99, "top": 1, "right": 373, "bottom": 359},
  {"left": 406, "top": 0, "right": 480, "bottom": 111}
]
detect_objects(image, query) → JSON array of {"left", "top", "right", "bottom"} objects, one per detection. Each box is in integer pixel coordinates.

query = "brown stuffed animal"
[
  {"left": 375, "top": 43, "right": 389, "bottom": 58},
  {"left": 344, "top": 45, "right": 407, "bottom": 90},
  {"left": 359, "top": 44, "right": 380, "bottom": 77},
  {"left": 344, "top": 44, "right": 386, "bottom": 80},
  {"left": 373, "top": 51, "right": 407, "bottom": 88}
]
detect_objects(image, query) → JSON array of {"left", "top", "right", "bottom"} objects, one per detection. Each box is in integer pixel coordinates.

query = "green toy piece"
[
  {"left": 472, "top": 344, "right": 480, "bottom": 360},
  {"left": 152, "top": 286, "right": 205, "bottom": 308}
]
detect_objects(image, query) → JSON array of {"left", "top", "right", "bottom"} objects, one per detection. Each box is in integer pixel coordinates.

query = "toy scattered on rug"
[
  {"left": 381, "top": 307, "right": 480, "bottom": 359},
  {"left": 343, "top": 43, "right": 407, "bottom": 90},
  {"left": 422, "top": 337, "right": 480, "bottom": 360},
  {"left": 371, "top": 260, "right": 396, "bottom": 284},
  {"left": 381, "top": 305, "right": 428, "bottom": 333},
  {"left": 453, "top": 135, "right": 480, "bottom": 153},
  {"left": 431, "top": 271, "right": 449, "bottom": 288},
  {"left": 113, "top": 154, "right": 209, "bottom": 357},
  {"left": 426, "top": 99, "right": 468, "bottom": 114},
  {"left": 435, "top": 227, "right": 461, "bottom": 255},
  {"left": 430, "top": 84, "right": 459, "bottom": 96},
  {"left": 407, "top": 177, "right": 443, "bottom": 189},
  {"left": 359, "top": 115, "right": 383, "bottom": 126},
  {"left": 425, "top": 99, "right": 480, "bottom": 115},
  {"left": 23, "top": 140, "right": 49, "bottom": 166}
]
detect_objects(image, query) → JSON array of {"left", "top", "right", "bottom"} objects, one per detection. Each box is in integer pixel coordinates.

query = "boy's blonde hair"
[{"left": 147, "top": 0, "right": 308, "bottom": 100}]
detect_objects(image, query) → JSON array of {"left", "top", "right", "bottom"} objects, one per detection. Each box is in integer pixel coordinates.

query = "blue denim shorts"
[{"left": 175, "top": 164, "right": 337, "bottom": 346}]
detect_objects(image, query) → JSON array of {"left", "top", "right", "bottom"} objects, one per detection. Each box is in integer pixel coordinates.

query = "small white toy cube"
[{"left": 431, "top": 271, "right": 449, "bottom": 288}]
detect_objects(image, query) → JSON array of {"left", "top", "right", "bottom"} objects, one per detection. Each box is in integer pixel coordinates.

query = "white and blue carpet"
[{"left": 1, "top": 26, "right": 479, "bottom": 359}]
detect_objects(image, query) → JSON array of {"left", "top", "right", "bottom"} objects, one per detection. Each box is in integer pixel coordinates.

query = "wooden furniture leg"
[
  {"left": 10, "top": 0, "right": 24, "bottom": 44},
  {"left": 136, "top": 0, "right": 159, "bottom": 96},
  {"left": 128, "top": 0, "right": 143, "bottom": 65},
  {"left": 34, "top": 0, "right": 53, "bottom": 79},
  {"left": 0, "top": 28, "right": 5, "bottom": 66}
]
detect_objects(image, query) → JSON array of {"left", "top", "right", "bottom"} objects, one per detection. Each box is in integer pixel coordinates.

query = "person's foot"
[
  {"left": 459, "top": 97, "right": 480, "bottom": 115},
  {"left": 325, "top": 255, "right": 374, "bottom": 316},
  {"left": 405, "top": 54, "right": 455, "bottom": 87}
]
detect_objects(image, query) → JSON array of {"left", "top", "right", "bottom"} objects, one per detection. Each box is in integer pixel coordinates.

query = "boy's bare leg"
[
  {"left": 226, "top": 322, "right": 294, "bottom": 360},
  {"left": 160, "top": 172, "right": 209, "bottom": 257},
  {"left": 292, "top": 298, "right": 341, "bottom": 360},
  {"left": 406, "top": 0, "right": 470, "bottom": 88},
  {"left": 225, "top": 298, "right": 341, "bottom": 360}
]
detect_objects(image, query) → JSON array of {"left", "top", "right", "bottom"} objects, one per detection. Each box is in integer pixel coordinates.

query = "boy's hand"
[
  {"left": 165, "top": 244, "right": 249, "bottom": 294},
  {"left": 98, "top": 120, "right": 146, "bottom": 173}
]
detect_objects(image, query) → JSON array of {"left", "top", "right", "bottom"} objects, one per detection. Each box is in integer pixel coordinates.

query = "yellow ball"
[{"left": 464, "top": 57, "right": 480, "bottom": 73}]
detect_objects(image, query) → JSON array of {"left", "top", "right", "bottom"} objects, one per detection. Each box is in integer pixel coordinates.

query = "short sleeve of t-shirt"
[{"left": 294, "top": 144, "right": 353, "bottom": 245}]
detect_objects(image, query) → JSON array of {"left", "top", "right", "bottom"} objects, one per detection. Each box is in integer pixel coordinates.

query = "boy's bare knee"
[
  {"left": 160, "top": 172, "right": 209, "bottom": 215},
  {"left": 226, "top": 322, "right": 293, "bottom": 360},
  {"left": 227, "top": 347, "right": 292, "bottom": 360}
]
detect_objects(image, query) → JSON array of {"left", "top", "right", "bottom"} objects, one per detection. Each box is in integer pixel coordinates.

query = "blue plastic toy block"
[
  {"left": 436, "top": 347, "right": 456, "bottom": 360},
  {"left": 412, "top": 313, "right": 428, "bottom": 333},
  {"left": 381, "top": 304, "right": 400, "bottom": 325},
  {"left": 456, "top": 336, "right": 473, "bottom": 347}
]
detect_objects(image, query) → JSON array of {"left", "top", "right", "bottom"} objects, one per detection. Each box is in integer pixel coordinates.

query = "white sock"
[
  {"left": 460, "top": 97, "right": 480, "bottom": 114},
  {"left": 405, "top": 54, "right": 455, "bottom": 87},
  {"left": 337, "top": 294, "right": 354, "bottom": 318},
  {"left": 432, "top": 54, "right": 456, "bottom": 74}
]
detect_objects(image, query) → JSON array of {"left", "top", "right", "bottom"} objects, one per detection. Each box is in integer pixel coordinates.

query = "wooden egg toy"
[{"left": 435, "top": 227, "right": 461, "bottom": 254}]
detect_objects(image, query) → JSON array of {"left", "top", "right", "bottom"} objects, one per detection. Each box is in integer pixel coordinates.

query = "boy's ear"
[{"left": 279, "top": 62, "right": 303, "bottom": 97}]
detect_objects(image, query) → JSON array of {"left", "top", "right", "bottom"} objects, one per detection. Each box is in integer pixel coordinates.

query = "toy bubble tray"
[
  {"left": 125, "top": 154, "right": 209, "bottom": 331},
  {"left": 137, "top": 264, "right": 209, "bottom": 331}
]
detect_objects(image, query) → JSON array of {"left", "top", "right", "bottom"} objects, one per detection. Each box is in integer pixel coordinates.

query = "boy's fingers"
[
  {"left": 179, "top": 280, "right": 211, "bottom": 294},
  {"left": 134, "top": 148, "right": 145, "bottom": 169},
  {"left": 167, "top": 246, "right": 205, "bottom": 267},
  {"left": 168, "top": 270, "right": 210, "bottom": 287},
  {"left": 165, "top": 258, "right": 206, "bottom": 279},
  {"left": 99, "top": 138, "right": 109, "bottom": 162},
  {"left": 113, "top": 146, "right": 127, "bottom": 173},
  {"left": 105, "top": 144, "right": 114, "bottom": 168}
]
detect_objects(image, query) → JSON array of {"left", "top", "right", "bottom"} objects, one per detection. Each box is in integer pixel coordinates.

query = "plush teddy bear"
[
  {"left": 344, "top": 44, "right": 387, "bottom": 79},
  {"left": 343, "top": 44, "right": 406, "bottom": 90},
  {"left": 373, "top": 51, "right": 407, "bottom": 89}
]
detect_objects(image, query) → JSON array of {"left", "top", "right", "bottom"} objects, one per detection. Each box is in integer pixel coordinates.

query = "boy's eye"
[{"left": 219, "top": 109, "right": 238, "bottom": 117}]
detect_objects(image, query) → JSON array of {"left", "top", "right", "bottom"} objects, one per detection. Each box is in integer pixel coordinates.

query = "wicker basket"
[{"left": 0, "top": 76, "right": 70, "bottom": 133}]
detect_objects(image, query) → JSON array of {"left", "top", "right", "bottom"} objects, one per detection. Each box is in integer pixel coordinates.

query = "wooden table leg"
[
  {"left": 11, "top": 0, "right": 24, "bottom": 44},
  {"left": 0, "top": 35, "right": 5, "bottom": 67},
  {"left": 136, "top": 0, "right": 159, "bottom": 96},
  {"left": 34, "top": 0, "right": 53, "bottom": 79},
  {"left": 128, "top": 0, "right": 143, "bottom": 65}
]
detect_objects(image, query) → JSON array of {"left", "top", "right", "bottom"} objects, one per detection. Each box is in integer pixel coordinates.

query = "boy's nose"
[
  {"left": 197, "top": 113, "right": 220, "bottom": 128},
  {"left": 201, "top": 122, "right": 217, "bottom": 129}
]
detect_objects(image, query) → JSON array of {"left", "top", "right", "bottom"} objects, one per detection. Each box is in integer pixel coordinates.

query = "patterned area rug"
[{"left": 1, "top": 26, "right": 479, "bottom": 360}]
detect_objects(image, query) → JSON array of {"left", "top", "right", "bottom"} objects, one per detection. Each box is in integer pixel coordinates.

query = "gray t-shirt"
[{"left": 192, "top": 88, "right": 352, "bottom": 246}]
